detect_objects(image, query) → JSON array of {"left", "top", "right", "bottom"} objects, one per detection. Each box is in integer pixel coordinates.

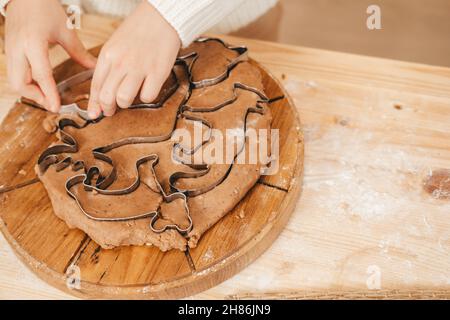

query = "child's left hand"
[{"left": 87, "top": 1, "right": 181, "bottom": 118}]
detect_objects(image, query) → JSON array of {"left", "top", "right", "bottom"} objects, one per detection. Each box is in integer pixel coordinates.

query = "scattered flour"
[{"left": 302, "top": 124, "right": 449, "bottom": 223}]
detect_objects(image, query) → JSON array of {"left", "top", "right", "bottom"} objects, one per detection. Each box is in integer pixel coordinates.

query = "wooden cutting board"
[
  {"left": 0, "top": 44, "right": 303, "bottom": 298},
  {"left": 1, "top": 14, "right": 450, "bottom": 299}
]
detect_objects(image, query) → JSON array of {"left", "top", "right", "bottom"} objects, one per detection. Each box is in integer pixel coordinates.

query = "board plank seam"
[
  {"left": 184, "top": 248, "right": 197, "bottom": 272},
  {"left": 257, "top": 179, "right": 288, "bottom": 192}
]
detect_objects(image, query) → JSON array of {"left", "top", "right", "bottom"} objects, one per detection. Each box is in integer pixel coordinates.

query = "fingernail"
[{"left": 88, "top": 109, "right": 98, "bottom": 119}]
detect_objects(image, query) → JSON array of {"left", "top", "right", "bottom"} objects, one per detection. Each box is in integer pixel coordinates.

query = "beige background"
[{"left": 236, "top": 0, "right": 450, "bottom": 67}]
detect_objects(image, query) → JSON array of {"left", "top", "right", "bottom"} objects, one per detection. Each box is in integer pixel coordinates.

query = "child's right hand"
[{"left": 5, "top": 0, "right": 96, "bottom": 112}]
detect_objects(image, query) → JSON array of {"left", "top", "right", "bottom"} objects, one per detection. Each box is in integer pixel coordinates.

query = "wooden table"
[{"left": 1, "top": 15, "right": 449, "bottom": 299}]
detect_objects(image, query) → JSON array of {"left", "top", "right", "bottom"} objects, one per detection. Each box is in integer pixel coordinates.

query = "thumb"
[{"left": 59, "top": 30, "right": 97, "bottom": 69}]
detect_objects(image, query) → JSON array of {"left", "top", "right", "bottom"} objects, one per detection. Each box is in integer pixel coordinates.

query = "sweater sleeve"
[
  {"left": 147, "top": 0, "right": 246, "bottom": 47},
  {"left": 0, "top": 0, "right": 10, "bottom": 16}
]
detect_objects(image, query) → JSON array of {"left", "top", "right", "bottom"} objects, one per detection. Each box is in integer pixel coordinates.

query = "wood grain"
[{"left": 0, "top": 42, "right": 303, "bottom": 298}]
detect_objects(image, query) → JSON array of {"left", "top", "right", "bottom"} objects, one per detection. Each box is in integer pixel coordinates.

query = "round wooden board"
[{"left": 0, "top": 50, "right": 304, "bottom": 299}]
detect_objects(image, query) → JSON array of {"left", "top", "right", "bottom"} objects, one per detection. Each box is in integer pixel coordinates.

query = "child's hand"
[
  {"left": 5, "top": 0, "right": 96, "bottom": 112},
  {"left": 87, "top": 1, "right": 181, "bottom": 118}
]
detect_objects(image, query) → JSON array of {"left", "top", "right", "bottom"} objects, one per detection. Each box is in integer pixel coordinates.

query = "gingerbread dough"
[{"left": 36, "top": 38, "right": 273, "bottom": 251}]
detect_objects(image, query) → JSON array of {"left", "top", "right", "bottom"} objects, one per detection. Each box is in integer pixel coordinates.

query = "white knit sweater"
[{"left": 1, "top": 0, "right": 278, "bottom": 47}]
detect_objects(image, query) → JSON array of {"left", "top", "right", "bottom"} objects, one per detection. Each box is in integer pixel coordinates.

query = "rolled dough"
[{"left": 36, "top": 38, "right": 273, "bottom": 251}]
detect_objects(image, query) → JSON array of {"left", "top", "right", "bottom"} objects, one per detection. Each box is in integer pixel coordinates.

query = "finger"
[
  {"left": 88, "top": 100, "right": 102, "bottom": 119},
  {"left": 88, "top": 56, "right": 110, "bottom": 118},
  {"left": 26, "top": 43, "right": 60, "bottom": 112},
  {"left": 59, "top": 30, "right": 96, "bottom": 69},
  {"left": 140, "top": 72, "right": 166, "bottom": 103},
  {"left": 98, "top": 69, "right": 125, "bottom": 116},
  {"left": 7, "top": 52, "right": 46, "bottom": 105},
  {"left": 116, "top": 73, "right": 145, "bottom": 108}
]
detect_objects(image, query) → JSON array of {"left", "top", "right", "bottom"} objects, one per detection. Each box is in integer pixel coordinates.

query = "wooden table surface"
[{"left": 1, "top": 15, "right": 449, "bottom": 299}]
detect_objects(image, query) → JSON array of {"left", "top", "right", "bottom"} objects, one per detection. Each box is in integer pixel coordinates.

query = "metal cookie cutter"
[
  {"left": 62, "top": 116, "right": 215, "bottom": 234},
  {"left": 38, "top": 115, "right": 197, "bottom": 235},
  {"left": 178, "top": 37, "right": 248, "bottom": 89},
  {"left": 19, "top": 69, "right": 95, "bottom": 121}
]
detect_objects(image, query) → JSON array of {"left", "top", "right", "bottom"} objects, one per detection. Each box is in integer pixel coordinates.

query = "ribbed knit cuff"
[
  {"left": 147, "top": 0, "right": 245, "bottom": 47},
  {"left": 0, "top": 0, "right": 10, "bottom": 16}
]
